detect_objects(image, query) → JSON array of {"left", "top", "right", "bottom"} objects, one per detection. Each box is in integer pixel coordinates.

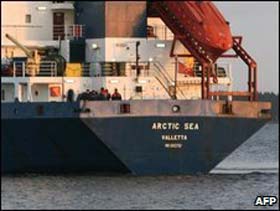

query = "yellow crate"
[{"left": 65, "top": 63, "right": 82, "bottom": 77}]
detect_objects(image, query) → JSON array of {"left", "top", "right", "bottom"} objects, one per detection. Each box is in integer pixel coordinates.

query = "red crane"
[{"left": 151, "top": 1, "right": 257, "bottom": 101}]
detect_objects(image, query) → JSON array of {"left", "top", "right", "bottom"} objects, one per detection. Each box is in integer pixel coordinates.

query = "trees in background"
[{"left": 258, "top": 92, "right": 279, "bottom": 122}]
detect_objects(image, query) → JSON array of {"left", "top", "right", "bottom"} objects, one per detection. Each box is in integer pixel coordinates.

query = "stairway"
[
  {"left": 232, "top": 39, "right": 256, "bottom": 68},
  {"left": 152, "top": 62, "right": 186, "bottom": 99},
  {"left": 232, "top": 38, "right": 257, "bottom": 100}
]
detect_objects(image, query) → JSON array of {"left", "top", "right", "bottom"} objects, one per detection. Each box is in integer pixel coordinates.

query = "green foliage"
[
  {"left": 230, "top": 92, "right": 278, "bottom": 122},
  {"left": 258, "top": 92, "right": 279, "bottom": 122}
]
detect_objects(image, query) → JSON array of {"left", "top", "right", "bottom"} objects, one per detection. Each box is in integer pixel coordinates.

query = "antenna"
[{"left": 136, "top": 41, "right": 141, "bottom": 77}]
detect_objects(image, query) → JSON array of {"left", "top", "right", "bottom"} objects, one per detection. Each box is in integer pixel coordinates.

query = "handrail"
[
  {"left": 147, "top": 24, "right": 174, "bottom": 40},
  {"left": 153, "top": 76, "right": 174, "bottom": 99},
  {"left": 153, "top": 63, "right": 172, "bottom": 85},
  {"left": 152, "top": 63, "right": 173, "bottom": 97},
  {"left": 53, "top": 24, "right": 85, "bottom": 40},
  {"left": 27, "top": 61, "right": 57, "bottom": 76},
  {"left": 5, "top": 61, "right": 57, "bottom": 77},
  {"left": 5, "top": 33, "right": 33, "bottom": 58},
  {"left": 152, "top": 61, "right": 187, "bottom": 99},
  {"left": 155, "top": 60, "right": 187, "bottom": 98},
  {"left": 153, "top": 60, "right": 174, "bottom": 81}
]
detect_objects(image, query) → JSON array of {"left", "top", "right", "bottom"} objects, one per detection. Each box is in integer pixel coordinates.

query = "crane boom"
[
  {"left": 5, "top": 33, "right": 42, "bottom": 76},
  {"left": 5, "top": 33, "right": 33, "bottom": 58}
]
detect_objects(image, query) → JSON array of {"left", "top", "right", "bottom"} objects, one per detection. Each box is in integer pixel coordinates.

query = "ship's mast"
[{"left": 136, "top": 41, "right": 141, "bottom": 78}]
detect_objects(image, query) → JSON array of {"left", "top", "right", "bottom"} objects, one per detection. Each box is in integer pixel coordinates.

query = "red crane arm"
[{"left": 151, "top": 1, "right": 258, "bottom": 101}]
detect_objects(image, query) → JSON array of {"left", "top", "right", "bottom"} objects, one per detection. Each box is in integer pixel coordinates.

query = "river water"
[{"left": 1, "top": 124, "right": 278, "bottom": 209}]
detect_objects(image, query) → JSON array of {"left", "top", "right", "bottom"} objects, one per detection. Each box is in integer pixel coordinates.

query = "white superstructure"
[{"left": 1, "top": 1, "right": 232, "bottom": 103}]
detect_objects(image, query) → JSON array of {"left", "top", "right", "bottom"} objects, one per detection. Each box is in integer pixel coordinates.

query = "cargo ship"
[{"left": 1, "top": 1, "right": 271, "bottom": 175}]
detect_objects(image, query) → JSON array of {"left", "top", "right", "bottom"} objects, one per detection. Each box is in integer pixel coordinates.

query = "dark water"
[{"left": 1, "top": 124, "right": 278, "bottom": 210}]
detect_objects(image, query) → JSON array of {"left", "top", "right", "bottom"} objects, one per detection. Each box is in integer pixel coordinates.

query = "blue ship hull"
[{"left": 1, "top": 100, "right": 271, "bottom": 175}]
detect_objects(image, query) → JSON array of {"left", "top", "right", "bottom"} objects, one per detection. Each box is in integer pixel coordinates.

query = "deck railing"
[
  {"left": 3, "top": 61, "right": 57, "bottom": 77},
  {"left": 2, "top": 60, "right": 232, "bottom": 82},
  {"left": 53, "top": 24, "right": 85, "bottom": 40},
  {"left": 147, "top": 25, "right": 174, "bottom": 40}
]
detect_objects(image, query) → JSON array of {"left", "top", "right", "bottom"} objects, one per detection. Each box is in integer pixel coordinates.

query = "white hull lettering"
[
  {"left": 165, "top": 143, "right": 182, "bottom": 148},
  {"left": 161, "top": 135, "right": 188, "bottom": 141},
  {"left": 184, "top": 122, "right": 199, "bottom": 130},
  {"left": 152, "top": 122, "right": 199, "bottom": 130},
  {"left": 152, "top": 122, "right": 180, "bottom": 130}
]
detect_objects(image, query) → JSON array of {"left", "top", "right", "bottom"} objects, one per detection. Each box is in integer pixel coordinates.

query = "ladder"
[{"left": 232, "top": 37, "right": 257, "bottom": 101}]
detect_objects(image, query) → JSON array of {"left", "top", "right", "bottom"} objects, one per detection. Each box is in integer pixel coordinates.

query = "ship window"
[
  {"left": 135, "top": 86, "right": 142, "bottom": 93},
  {"left": 25, "top": 14, "right": 31, "bottom": 23},
  {"left": 1, "top": 89, "right": 5, "bottom": 101}
]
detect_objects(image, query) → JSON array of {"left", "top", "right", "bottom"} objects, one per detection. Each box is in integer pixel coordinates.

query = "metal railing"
[
  {"left": 83, "top": 61, "right": 231, "bottom": 79},
  {"left": 82, "top": 61, "right": 152, "bottom": 77},
  {"left": 53, "top": 24, "right": 85, "bottom": 40},
  {"left": 147, "top": 25, "right": 174, "bottom": 40},
  {"left": 7, "top": 61, "right": 57, "bottom": 77},
  {"left": 81, "top": 63, "right": 90, "bottom": 76},
  {"left": 126, "top": 62, "right": 151, "bottom": 77},
  {"left": 2, "top": 59, "right": 233, "bottom": 101},
  {"left": 152, "top": 61, "right": 186, "bottom": 99},
  {"left": 3, "top": 60, "right": 232, "bottom": 82},
  {"left": 29, "top": 61, "right": 57, "bottom": 76}
]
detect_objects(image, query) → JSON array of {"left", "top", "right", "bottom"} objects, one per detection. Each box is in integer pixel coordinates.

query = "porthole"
[{"left": 172, "top": 105, "right": 180, "bottom": 113}]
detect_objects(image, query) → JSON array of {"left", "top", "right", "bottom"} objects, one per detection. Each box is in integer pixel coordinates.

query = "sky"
[{"left": 214, "top": 1, "right": 279, "bottom": 94}]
